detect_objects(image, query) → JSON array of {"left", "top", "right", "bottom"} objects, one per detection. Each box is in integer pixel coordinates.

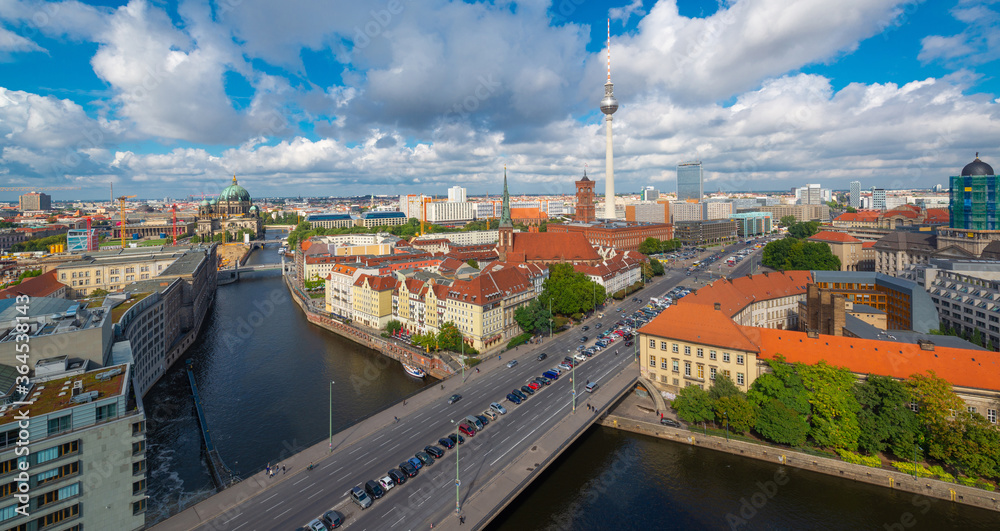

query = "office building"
[
  {"left": 19, "top": 192, "right": 51, "bottom": 211},
  {"left": 670, "top": 201, "right": 703, "bottom": 223},
  {"left": 641, "top": 188, "right": 659, "bottom": 201},
  {"left": 810, "top": 271, "right": 938, "bottom": 332},
  {"left": 901, "top": 258, "right": 1000, "bottom": 349},
  {"left": 758, "top": 204, "right": 830, "bottom": 222},
  {"left": 949, "top": 154, "right": 998, "bottom": 230},
  {"left": 0, "top": 361, "right": 147, "bottom": 530},
  {"left": 850, "top": 181, "right": 861, "bottom": 208},
  {"left": 625, "top": 202, "right": 670, "bottom": 224},
  {"left": 547, "top": 221, "right": 672, "bottom": 252},
  {"left": 872, "top": 188, "right": 887, "bottom": 210},
  {"left": 427, "top": 202, "right": 475, "bottom": 224},
  {"left": 447, "top": 186, "right": 466, "bottom": 203},
  {"left": 676, "top": 161, "right": 703, "bottom": 201},
  {"left": 730, "top": 212, "right": 772, "bottom": 237},
  {"left": 796, "top": 184, "right": 823, "bottom": 205},
  {"left": 703, "top": 201, "right": 733, "bottom": 220},
  {"left": 674, "top": 219, "right": 738, "bottom": 246}
]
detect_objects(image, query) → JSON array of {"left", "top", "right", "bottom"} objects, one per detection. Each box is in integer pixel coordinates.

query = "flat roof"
[
  {"left": 0, "top": 364, "right": 128, "bottom": 419},
  {"left": 159, "top": 249, "right": 207, "bottom": 276}
]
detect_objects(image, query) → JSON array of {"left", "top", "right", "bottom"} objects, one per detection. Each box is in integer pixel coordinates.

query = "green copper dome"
[{"left": 220, "top": 175, "right": 251, "bottom": 202}]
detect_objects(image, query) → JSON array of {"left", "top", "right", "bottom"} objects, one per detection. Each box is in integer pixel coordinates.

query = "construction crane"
[
  {"left": 0, "top": 186, "right": 82, "bottom": 192},
  {"left": 117, "top": 195, "right": 137, "bottom": 249}
]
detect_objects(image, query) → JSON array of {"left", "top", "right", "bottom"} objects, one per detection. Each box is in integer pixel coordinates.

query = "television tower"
[{"left": 600, "top": 18, "right": 619, "bottom": 220}]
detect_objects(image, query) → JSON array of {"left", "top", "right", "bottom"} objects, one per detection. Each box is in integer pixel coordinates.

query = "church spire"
[{"left": 500, "top": 166, "right": 512, "bottom": 227}]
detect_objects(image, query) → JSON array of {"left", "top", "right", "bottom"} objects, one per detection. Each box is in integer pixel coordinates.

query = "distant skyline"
[{"left": 1, "top": 0, "right": 998, "bottom": 201}]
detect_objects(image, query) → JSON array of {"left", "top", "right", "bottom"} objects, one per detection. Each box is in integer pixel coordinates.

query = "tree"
[
  {"left": 779, "top": 215, "right": 797, "bottom": 227},
  {"left": 787, "top": 221, "right": 821, "bottom": 239},
  {"left": 715, "top": 395, "right": 757, "bottom": 434},
  {"left": 514, "top": 299, "right": 553, "bottom": 335},
  {"left": 755, "top": 399, "right": 810, "bottom": 446},
  {"left": 411, "top": 332, "right": 437, "bottom": 352},
  {"left": 541, "top": 264, "right": 606, "bottom": 316},
  {"left": 907, "top": 370, "right": 966, "bottom": 463},
  {"left": 709, "top": 373, "right": 742, "bottom": 401},
  {"left": 437, "top": 322, "right": 464, "bottom": 352},
  {"left": 800, "top": 361, "right": 861, "bottom": 450},
  {"left": 466, "top": 259, "right": 479, "bottom": 269},
  {"left": 385, "top": 320, "right": 402, "bottom": 335},
  {"left": 855, "top": 375, "right": 919, "bottom": 458},
  {"left": 672, "top": 385, "right": 714, "bottom": 425},
  {"left": 639, "top": 237, "right": 661, "bottom": 255},
  {"left": 761, "top": 238, "right": 840, "bottom": 271},
  {"left": 90, "top": 288, "right": 109, "bottom": 297},
  {"left": 649, "top": 258, "right": 664, "bottom": 276}
]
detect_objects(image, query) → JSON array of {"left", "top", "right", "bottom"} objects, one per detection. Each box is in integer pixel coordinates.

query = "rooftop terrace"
[{"left": 0, "top": 364, "right": 128, "bottom": 419}]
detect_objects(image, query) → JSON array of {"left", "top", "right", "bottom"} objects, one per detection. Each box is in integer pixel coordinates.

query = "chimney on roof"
[
  {"left": 806, "top": 329, "right": 818, "bottom": 339},
  {"left": 917, "top": 339, "right": 935, "bottom": 351},
  {"left": 714, "top": 302, "right": 721, "bottom": 311}
]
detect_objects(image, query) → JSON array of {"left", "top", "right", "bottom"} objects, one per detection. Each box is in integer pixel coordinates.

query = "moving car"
[
  {"left": 448, "top": 394, "right": 462, "bottom": 404},
  {"left": 585, "top": 382, "right": 599, "bottom": 393},
  {"left": 350, "top": 486, "right": 373, "bottom": 509},
  {"left": 537, "top": 352, "right": 548, "bottom": 361},
  {"left": 506, "top": 360, "right": 518, "bottom": 368}
]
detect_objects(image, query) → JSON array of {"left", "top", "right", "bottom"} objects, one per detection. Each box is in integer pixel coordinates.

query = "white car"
[
  {"left": 550, "top": 367, "right": 562, "bottom": 375},
  {"left": 574, "top": 353, "right": 587, "bottom": 362},
  {"left": 490, "top": 402, "right": 507, "bottom": 415},
  {"left": 308, "top": 519, "right": 329, "bottom": 531},
  {"left": 379, "top": 475, "right": 395, "bottom": 492}
]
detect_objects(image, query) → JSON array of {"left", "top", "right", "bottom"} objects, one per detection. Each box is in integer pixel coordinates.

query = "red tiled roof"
[
  {"left": 680, "top": 271, "right": 812, "bottom": 317},
  {"left": 354, "top": 274, "right": 397, "bottom": 291},
  {"left": 743, "top": 327, "right": 1000, "bottom": 392},
  {"left": 0, "top": 271, "right": 64, "bottom": 299},
  {"left": 809, "top": 231, "right": 861, "bottom": 243},
  {"left": 862, "top": 241, "right": 876, "bottom": 248},
  {"left": 508, "top": 232, "right": 601, "bottom": 262},
  {"left": 926, "top": 209, "right": 949, "bottom": 222},
  {"left": 834, "top": 212, "right": 880, "bottom": 222},
  {"left": 640, "top": 303, "right": 760, "bottom": 352}
]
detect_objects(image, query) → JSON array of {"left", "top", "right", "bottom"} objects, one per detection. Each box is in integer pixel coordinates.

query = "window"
[
  {"left": 672, "top": 360, "right": 679, "bottom": 373},
  {"left": 988, "top": 409, "right": 997, "bottom": 424},
  {"left": 96, "top": 403, "right": 118, "bottom": 423},
  {"left": 657, "top": 340, "right": 664, "bottom": 350},
  {"left": 660, "top": 359, "right": 668, "bottom": 370},
  {"left": 0, "top": 505, "right": 18, "bottom": 522},
  {"left": 684, "top": 346, "right": 691, "bottom": 355},
  {"left": 697, "top": 365, "right": 704, "bottom": 379},
  {"left": 40, "top": 504, "right": 79, "bottom": 528},
  {"left": 736, "top": 354, "right": 744, "bottom": 365},
  {"left": 133, "top": 440, "right": 146, "bottom": 456},
  {"left": 37, "top": 483, "right": 80, "bottom": 508},
  {"left": 737, "top": 373, "right": 745, "bottom": 386},
  {"left": 696, "top": 348, "right": 703, "bottom": 358},
  {"left": 36, "top": 441, "right": 78, "bottom": 465},
  {"left": 133, "top": 460, "right": 146, "bottom": 476},
  {"left": 723, "top": 369, "right": 731, "bottom": 379},
  {"left": 968, "top": 406, "right": 977, "bottom": 414},
  {"left": 709, "top": 350, "right": 717, "bottom": 360},
  {"left": 132, "top": 421, "right": 146, "bottom": 436},
  {"left": 684, "top": 362, "right": 691, "bottom": 377},
  {"left": 649, "top": 356, "right": 656, "bottom": 367},
  {"left": 133, "top": 479, "right": 147, "bottom": 495},
  {"left": 35, "top": 462, "right": 79, "bottom": 487},
  {"left": 710, "top": 367, "right": 717, "bottom": 380},
  {"left": 722, "top": 352, "right": 730, "bottom": 363},
  {"left": 672, "top": 343, "right": 679, "bottom": 353},
  {"left": 909, "top": 401, "right": 919, "bottom": 412}
]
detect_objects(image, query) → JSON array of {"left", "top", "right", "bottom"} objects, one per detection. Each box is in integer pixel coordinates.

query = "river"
[{"left": 144, "top": 239, "right": 998, "bottom": 529}]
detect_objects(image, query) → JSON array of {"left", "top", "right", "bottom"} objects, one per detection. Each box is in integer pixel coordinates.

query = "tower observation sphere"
[{"left": 601, "top": 84, "right": 618, "bottom": 115}]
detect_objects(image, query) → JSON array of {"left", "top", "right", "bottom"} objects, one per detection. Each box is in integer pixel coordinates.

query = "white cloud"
[
  {"left": 919, "top": 2, "right": 1000, "bottom": 66},
  {"left": 609, "top": 0, "right": 646, "bottom": 24},
  {"left": 0, "top": 26, "right": 45, "bottom": 54}
]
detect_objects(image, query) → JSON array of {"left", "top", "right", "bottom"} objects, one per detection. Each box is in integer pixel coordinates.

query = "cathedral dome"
[
  {"left": 220, "top": 175, "right": 252, "bottom": 202},
  {"left": 962, "top": 154, "right": 994, "bottom": 176}
]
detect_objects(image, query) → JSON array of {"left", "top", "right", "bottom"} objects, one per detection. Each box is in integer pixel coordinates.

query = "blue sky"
[{"left": 0, "top": 0, "right": 998, "bottom": 201}]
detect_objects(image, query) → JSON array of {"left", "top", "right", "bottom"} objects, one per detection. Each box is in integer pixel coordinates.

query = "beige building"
[
  {"left": 808, "top": 231, "right": 863, "bottom": 271},
  {"left": 758, "top": 204, "right": 830, "bottom": 222},
  {"left": 352, "top": 275, "right": 398, "bottom": 328},
  {"left": 54, "top": 245, "right": 214, "bottom": 297}
]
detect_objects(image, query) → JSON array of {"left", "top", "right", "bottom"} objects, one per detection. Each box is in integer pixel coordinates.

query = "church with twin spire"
[{"left": 494, "top": 169, "right": 603, "bottom": 265}]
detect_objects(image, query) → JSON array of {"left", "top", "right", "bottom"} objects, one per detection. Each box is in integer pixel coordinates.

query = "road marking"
[
  {"left": 350, "top": 446, "right": 365, "bottom": 454},
  {"left": 391, "top": 514, "right": 406, "bottom": 527},
  {"left": 307, "top": 488, "right": 325, "bottom": 500},
  {"left": 298, "top": 482, "right": 316, "bottom": 493},
  {"left": 222, "top": 514, "right": 242, "bottom": 525},
  {"left": 363, "top": 456, "right": 377, "bottom": 467},
  {"left": 323, "top": 463, "right": 343, "bottom": 472},
  {"left": 292, "top": 476, "right": 309, "bottom": 485},
  {"left": 273, "top": 507, "right": 292, "bottom": 520},
  {"left": 260, "top": 493, "right": 279, "bottom": 504},
  {"left": 232, "top": 523, "right": 248, "bottom": 531},
  {"left": 490, "top": 402, "right": 568, "bottom": 466}
]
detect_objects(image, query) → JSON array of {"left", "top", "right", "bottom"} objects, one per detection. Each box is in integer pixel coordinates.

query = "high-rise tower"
[{"left": 600, "top": 18, "right": 619, "bottom": 220}]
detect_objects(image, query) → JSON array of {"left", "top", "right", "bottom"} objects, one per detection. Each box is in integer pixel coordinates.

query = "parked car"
[
  {"left": 447, "top": 394, "right": 462, "bottom": 404},
  {"left": 660, "top": 418, "right": 682, "bottom": 428},
  {"left": 527, "top": 381, "right": 541, "bottom": 391},
  {"left": 511, "top": 389, "right": 527, "bottom": 400},
  {"left": 542, "top": 370, "right": 559, "bottom": 380},
  {"left": 558, "top": 362, "right": 573, "bottom": 371},
  {"left": 475, "top": 414, "right": 490, "bottom": 427},
  {"left": 537, "top": 352, "right": 548, "bottom": 361},
  {"left": 520, "top": 385, "right": 535, "bottom": 395},
  {"left": 379, "top": 475, "right": 395, "bottom": 492},
  {"left": 466, "top": 415, "right": 484, "bottom": 430},
  {"left": 322, "top": 510, "right": 344, "bottom": 529},
  {"left": 491, "top": 402, "right": 507, "bottom": 415},
  {"left": 364, "top": 480, "right": 385, "bottom": 500},
  {"left": 574, "top": 353, "right": 586, "bottom": 362},
  {"left": 424, "top": 445, "right": 445, "bottom": 459},
  {"left": 506, "top": 393, "right": 522, "bottom": 405},
  {"left": 458, "top": 423, "right": 476, "bottom": 437},
  {"left": 399, "top": 461, "right": 418, "bottom": 477},
  {"left": 388, "top": 468, "right": 407, "bottom": 485},
  {"left": 535, "top": 375, "right": 551, "bottom": 385},
  {"left": 415, "top": 451, "right": 435, "bottom": 467},
  {"left": 448, "top": 433, "right": 466, "bottom": 445},
  {"left": 549, "top": 367, "right": 563, "bottom": 375},
  {"left": 350, "top": 486, "right": 372, "bottom": 509},
  {"left": 506, "top": 360, "right": 518, "bottom": 368},
  {"left": 483, "top": 409, "right": 498, "bottom": 420},
  {"left": 407, "top": 457, "right": 423, "bottom": 470},
  {"left": 438, "top": 437, "right": 455, "bottom": 450},
  {"left": 307, "top": 518, "right": 329, "bottom": 531}
]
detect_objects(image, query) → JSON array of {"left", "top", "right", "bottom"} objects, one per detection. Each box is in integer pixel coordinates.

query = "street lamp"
[
  {"left": 724, "top": 410, "right": 729, "bottom": 441},
  {"left": 330, "top": 380, "right": 342, "bottom": 452},
  {"left": 450, "top": 419, "right": 461, "bottom": 515}
]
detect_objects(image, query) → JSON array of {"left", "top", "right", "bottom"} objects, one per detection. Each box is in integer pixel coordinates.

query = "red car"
[
  {"left": 527, "top": 382, "right": 541, "bottom": 391},
  {"left": 458, "top": 423, "right": 476, "bottom": 437}
]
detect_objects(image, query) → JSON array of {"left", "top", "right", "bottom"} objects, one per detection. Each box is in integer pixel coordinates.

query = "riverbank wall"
[
  {"left": 598, "top": 414, "right": 1000, "bottom": 514},
  {"left": 282, "top": 273, "right": 456, "bottom": 379}
]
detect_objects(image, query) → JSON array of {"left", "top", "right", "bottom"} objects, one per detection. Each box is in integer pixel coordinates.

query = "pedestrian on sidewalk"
[
  {"left": 282, "top": 465, "right": 286, "bottom": 474},
  {"left": 460, "top": 515, "right": 465, "bottom": 525}
]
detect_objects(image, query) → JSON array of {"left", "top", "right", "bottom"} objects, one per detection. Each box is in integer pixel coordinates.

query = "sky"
[{"left": 0, "top": 0, "right": 998, "bottom": 201}]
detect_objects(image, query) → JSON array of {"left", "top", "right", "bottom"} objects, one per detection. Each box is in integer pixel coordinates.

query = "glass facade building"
[
  {"left": 676, "top": 161, "right": 703, "bottom": 201},
  {"left": 949, "top": 174, "right": 1000, "bottom": 230}
]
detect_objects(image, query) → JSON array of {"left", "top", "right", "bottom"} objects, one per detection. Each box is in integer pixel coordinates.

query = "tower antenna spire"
[{"left": 607, "top": 18, "right": 611, "bottom": 83}]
